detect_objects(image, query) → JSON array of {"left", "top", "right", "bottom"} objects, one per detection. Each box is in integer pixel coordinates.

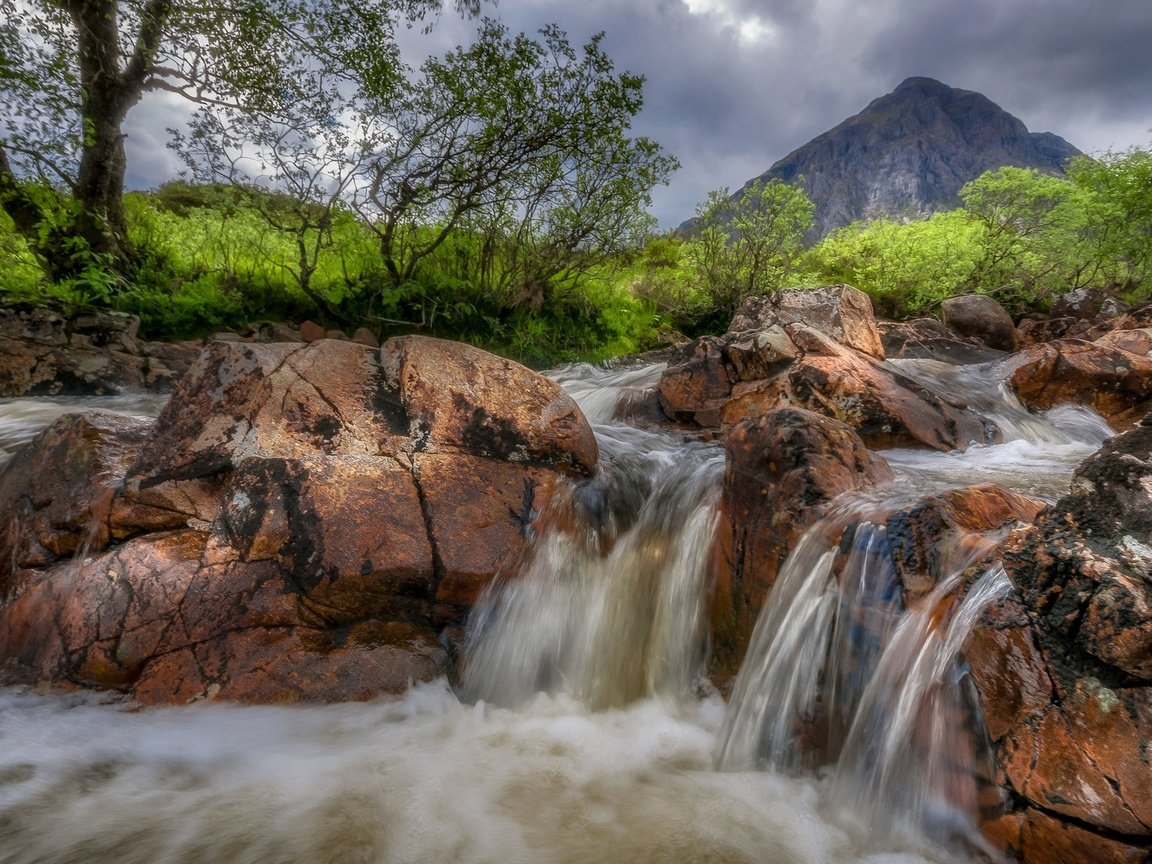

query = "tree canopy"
[{"left": 0, "top": 0, "right": 482, "bottom": 277}]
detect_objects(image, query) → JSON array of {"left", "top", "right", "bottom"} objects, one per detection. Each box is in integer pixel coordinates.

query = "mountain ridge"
[{"left": 687, "top": 77, "right": 1082, "bottom": 237}]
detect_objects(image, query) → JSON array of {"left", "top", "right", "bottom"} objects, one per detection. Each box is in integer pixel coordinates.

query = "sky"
[{"left": 123, "top": 0, "right": 1152, "bottom": 229}]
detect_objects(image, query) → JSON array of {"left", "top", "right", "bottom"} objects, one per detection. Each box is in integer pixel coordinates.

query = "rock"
[
  {"left": 0, "top": 412, "right": 152, "bottom": 595},
  {"left": 326, "top": 329, "right": 350, "bottom": 341},
  {"left": 1001, "top": 338, "right": 1152, "bottom": 430},
  {"left": 710, "top": 407, "right": 894, "bottom": 676},
  {"left": 268, "top": 322, "right": 304, "bottom": 343},
  {"left": 383, "top": 335, "right": 598, "bottom": 475},
  {"left": 1096, "top": 328, "right": 1152, "bottom": 359},
  {"left": 883, "top": 485, "right": 1043, "bottom": 599},
  {"left": 942, "top": 294, "right": 1018, "bottom": 351},
  {"left": 298, "top": 320, "right": 326, "bottom": 342},
  {"left": 964, "top": 418, "right": 1152, "bottom": 857},
  {"left": 728, "top": 284, "right": 885, "bottom": 359},
  {"left": 0, "top": 305, "right": 201, "bottom": 397},
  {"left": 723, "top": 326, "right": 999, "bottom": 451},
  {"left": 351, "top": 326, "right": 380, "bottom": 348},
  {"left": 0, "top": 336, "right": 594, "bottom": 703},
  {"left": 656, "top": 337, "right": 734, "bottom": 426},
  {"left": 724, "top": 325, "right": 800, "bottom": 380},
  {"left": 879, "top": 318, "right": 1007, "bottom": 364},
  {"left": 1051, "top": 288, "right": 1130, "bottom": 321}
]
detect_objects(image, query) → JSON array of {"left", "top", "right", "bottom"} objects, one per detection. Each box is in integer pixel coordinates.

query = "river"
[{"left": 0, "top": 358, "right": 1111, "bottom": 864}]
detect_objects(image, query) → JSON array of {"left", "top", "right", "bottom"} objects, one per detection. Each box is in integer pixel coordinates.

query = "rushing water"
[{"left": 0, "top": 358, "right": 1113, "bottom": 864}]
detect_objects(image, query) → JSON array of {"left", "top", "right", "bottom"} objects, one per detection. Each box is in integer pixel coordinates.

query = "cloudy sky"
[{"left": 124, "top": 0, "right": 1152, "bottom": 229}]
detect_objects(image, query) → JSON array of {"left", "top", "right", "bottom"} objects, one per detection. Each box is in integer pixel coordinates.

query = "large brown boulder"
[
  {"left": 724, "top": 325, "right": 999, "bottom": 451},
  {"left": 729, "top": 284, "right": 885, "bottom": 359},
  {"left": 942, "top": 294, "right": 1018, "bottom": 352},
  {"left": 1001, "top": 338, "right": 1152, "bottom": 430},
  {"left": 710, "top": 407, "right": 894, "bottom": 677},
  {"left": 966, "top": 417, "right": 1152, "bottom": 861},
  {"left": 0, "top": 337, "right": 594, "bottom": 703}
]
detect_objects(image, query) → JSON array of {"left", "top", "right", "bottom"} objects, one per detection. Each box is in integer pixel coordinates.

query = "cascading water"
[
  {"left": 460, "top": 419, "right": 725, "bottom": 709},
  {"left": 0, "top": 358, "right": 1114, "bottom": 864}
]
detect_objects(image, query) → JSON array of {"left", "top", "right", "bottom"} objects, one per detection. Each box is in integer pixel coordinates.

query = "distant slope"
[{"left": 687, "top": 77, "right": 1082, "bottom": 238}]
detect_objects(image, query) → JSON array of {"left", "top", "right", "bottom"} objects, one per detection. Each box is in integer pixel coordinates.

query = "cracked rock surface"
[{"left": 0, "top": 336, "right": 595, "bottom": 703}]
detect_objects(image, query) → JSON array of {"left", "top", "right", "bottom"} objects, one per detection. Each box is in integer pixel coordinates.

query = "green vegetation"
[
  {"left": 804, "top": 153, "right": 1152, "bottom": 316},
  {"left": 1, "top": 0, "right": 1150, "bottom": 365},
  {"left": 1, "top": 3, "right": 674, "bottom": 365}
]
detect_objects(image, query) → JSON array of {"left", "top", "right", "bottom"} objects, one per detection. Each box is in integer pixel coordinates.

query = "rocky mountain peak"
[{"left": 706, "top": 78, "right": 1081, "bottom": 238}]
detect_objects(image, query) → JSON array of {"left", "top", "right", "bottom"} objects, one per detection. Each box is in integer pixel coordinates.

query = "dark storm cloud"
[
  {"left": 858, "top": 0, "right": 1152, "bottom": 149},
  {"left": 123, "top": 0, "right": 1152, "bottom": 228}
]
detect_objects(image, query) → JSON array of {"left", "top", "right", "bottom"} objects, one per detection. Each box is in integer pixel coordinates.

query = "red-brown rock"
[
  {"left": 1096, "top": 327, "right": 1152, "bottom": 358},
  {"left": 879, "top": 317, "right": 1006, "bottom": 364},
  {"left": 1002, "top": 338, "right": 1152, "bottom": 430},
  {"left": 723, "top": 328, "right": 998, "bottom": 451},
  {"left": 710, "top": 407, "right": 894, "bottom": 676},
  {"left": 656, "top": 336, "right": 734, "bottom": 426},
  {"left": 965, "top": 417, "right": 1152, "bottom": 860},
  {"left": 384, "top": 335, "right": 598, "bottom": 475},
  {"left": 0, "top": 411, "right": 151, "bottom": 592},
  {"left": 298, "top": 320, "right": 327, "bottom": 342}
]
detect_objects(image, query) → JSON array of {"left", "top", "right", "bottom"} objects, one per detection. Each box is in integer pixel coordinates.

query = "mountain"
[{"left": 699, "top": 77, "right": 1082, "bottom": 238}]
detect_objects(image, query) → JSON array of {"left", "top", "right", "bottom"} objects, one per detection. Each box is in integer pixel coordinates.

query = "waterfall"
[
  {"left": 460, "top": 423, "right": 725, "bottom": 709},
  {"left": 0, "top": 357, "right": 1115, "bottom": 864}
]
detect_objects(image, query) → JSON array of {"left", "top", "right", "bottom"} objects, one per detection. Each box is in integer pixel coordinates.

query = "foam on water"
[
  {"left": 0, "top": 682, "right": 967, "bottom": 864},
  {"left": 0, "top": 353, "right": 1114, "bottom": 864},
  {"left": 549, "top": 361, "right": 666, "bottom": 424},
  {"left": 881, "top": 358, "right": 1114, "bottom": 500}
]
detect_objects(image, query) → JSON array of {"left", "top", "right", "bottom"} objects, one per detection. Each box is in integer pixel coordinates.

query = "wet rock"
[
  {"left": 723, "top": 328, "right": 998, "bottom": 451},
  {"left": 942, "top": 294, "right": 1018, "bottom": 352},
  {"left": 656, "top": 337, "right": 734, "bottom": 426},
  {"left": 1096, "top": 328, "right": 1152, "bottom": 359},
  {"left": 879, "top": 318, "right": 1007, "bottom": 364},
  {"left": 1001, "top": 338, "right": 1152, "bottom": 430},
  {"left": 0, "top": 412, "right": 151, "bottom": 594},
  {"left": 883, "top": 485, "right": 1043, "bottom": 599},
  {"left": 0, "top": 336, "right": 591, "bottom": 703},
  {"left": 384, "top": 335, "right": 598, "bottom": 475},
  {"left": 965, "top": 418, "right": 1152, "bottom": 859},
  {"left": 710, "top": 407, "right": 894, "bottom": 677},
  {"left": 728, "top": 284, "right": 885, "bottom": 359}
]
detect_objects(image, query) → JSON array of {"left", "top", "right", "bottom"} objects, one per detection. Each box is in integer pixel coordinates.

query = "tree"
[
  {"left": 685, "top": 178, "right": 814, "bottom": 319},
  {"left": 805, "top": 210, "right": 985, "bottom": 316},
  {"left": 354, "top": 21, "right": 677, "bottom": 311},
  {"left": 1066, "top": 145, "right": 1152, "bottom": 295},
  {"left": 0, "top": 0, "right": 482, "bottom": 280},
  {"left": 169, "top": 69, "right": 373, "bottom": 319}
]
